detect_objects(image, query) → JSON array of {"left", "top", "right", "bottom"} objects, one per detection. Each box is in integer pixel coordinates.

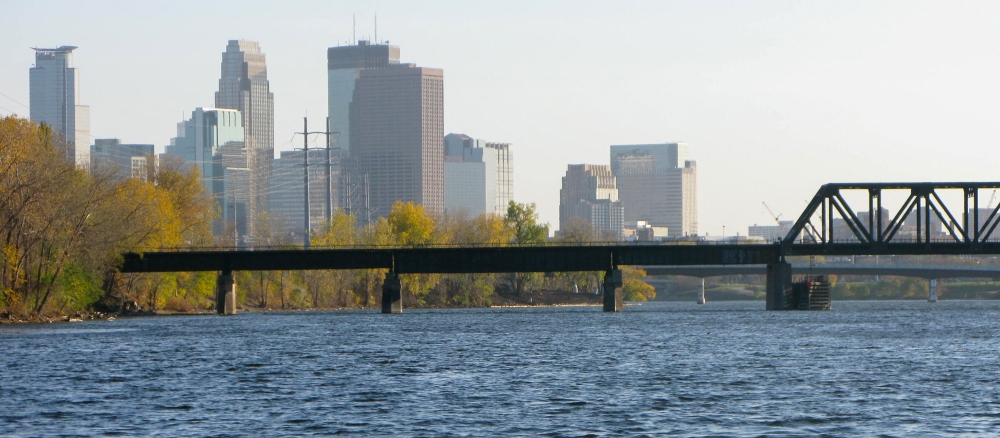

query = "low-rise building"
[
  {"left": 91, "top": 139, "right": 155, "bottom": 181},
  {"left": 559, "top": 164, "right": 624, "bottom": 240},
  {"left": 443, "top": 133, "right": 513, "bottom": 217}
]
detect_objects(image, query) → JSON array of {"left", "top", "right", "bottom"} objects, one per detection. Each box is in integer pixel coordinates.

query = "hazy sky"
[{"left": 3, "top": 1, "right": 1000, "bottom": 236}]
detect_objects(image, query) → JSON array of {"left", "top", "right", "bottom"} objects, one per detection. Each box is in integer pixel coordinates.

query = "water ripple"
[{"left": 2, "top": 301, "right": 999, "bottom": 435}]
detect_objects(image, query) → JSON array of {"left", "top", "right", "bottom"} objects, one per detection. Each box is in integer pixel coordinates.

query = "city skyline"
[{"left": 4, "top": 1, "right": 1000, "bottom": 235}]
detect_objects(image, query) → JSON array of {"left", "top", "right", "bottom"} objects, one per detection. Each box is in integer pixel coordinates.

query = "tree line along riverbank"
[{"left": 0, "top": 116, "right": 656, "bottom": 320}]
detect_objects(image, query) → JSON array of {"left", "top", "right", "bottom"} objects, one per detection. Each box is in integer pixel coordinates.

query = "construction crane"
[{"left": 762, "top": 202, "right": 782, "bottom": 225}]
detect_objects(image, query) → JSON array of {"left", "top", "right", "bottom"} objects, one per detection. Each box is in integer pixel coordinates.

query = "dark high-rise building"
[
  {"left": 328, "top": 40, "right": 400, "bottom": 157},
  {"left": 216, "top": 40, "right": 274, "bottom": 237},
  {"left": 350, "top": 64, "right": 444, "bottom": 218}
]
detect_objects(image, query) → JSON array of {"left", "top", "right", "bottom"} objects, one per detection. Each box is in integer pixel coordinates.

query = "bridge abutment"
[
  {"left": 381, "top": 272, "right": 402, "bottom": 314},
  {"left": 216, "top": 271, "right": 237, "bottom": 315},
  {"left": 603, "top": 269, "right": 624, "bottom": 312},
  {"left": 697, "top": 278, "right": 706, "bottom": 304},
  {"left": 766, "top": 262, "right": 792, "bottom": 310}
]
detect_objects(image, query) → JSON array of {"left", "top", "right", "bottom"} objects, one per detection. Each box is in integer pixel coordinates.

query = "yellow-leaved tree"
[
  {"left": 438, "top": 211, "right": 514, "bottom": 306},
  {"left": 385, "top": 201, "right": 439, "bottom": 306},
  {"left": 305, "top": 211, "right": 361, "bottom": 308},
  {"left": 622, "top": 267, "right": 657, "bottom": 302}
]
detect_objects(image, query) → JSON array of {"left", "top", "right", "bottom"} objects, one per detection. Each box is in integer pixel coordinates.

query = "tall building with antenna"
[
  {"left": 216, "top": 40, "right": 274, "bottom": 238},
  {"left": 29, "top": 46, "right": 90, "bottom": 167},
  {"left": 327, "top": 40, "right": 400, "bottom": 157}
]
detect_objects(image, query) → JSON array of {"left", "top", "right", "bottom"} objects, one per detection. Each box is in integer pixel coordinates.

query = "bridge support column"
[
  {"left": 697, "top": 278, "right": 706, "bottom": 304},
  {"left": 766, "top": 262, "right": 792, "bottom": 311},
  {"left": 603, "top": 269, "right": 624, "bottom": 312},
  {"left": 216, "top": 271, "right": 237, "bottom": 315},
  {"left": 928, "top": 279, "right": 938, "bottom": 303},
  {"left": 381, "top": 272, "right": 402, "bottom": 314}
]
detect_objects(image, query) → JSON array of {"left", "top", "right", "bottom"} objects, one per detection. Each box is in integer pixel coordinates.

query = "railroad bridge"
[{"left": 119, "top": 182, "right": 1000, "bottom": 313}]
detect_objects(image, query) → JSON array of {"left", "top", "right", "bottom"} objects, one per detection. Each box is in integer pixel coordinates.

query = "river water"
[{"left": 3, "top": 300, "right": 1000, "bottom": 436}]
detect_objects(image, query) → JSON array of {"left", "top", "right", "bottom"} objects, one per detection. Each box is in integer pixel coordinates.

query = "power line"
[{"left": 0, "top": 90, "right": 30, "bottom": 110}]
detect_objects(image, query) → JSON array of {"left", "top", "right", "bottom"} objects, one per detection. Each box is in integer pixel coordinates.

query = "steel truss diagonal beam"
[{"left": 782, "top": 182, "right": 1000, "bottom": 255}]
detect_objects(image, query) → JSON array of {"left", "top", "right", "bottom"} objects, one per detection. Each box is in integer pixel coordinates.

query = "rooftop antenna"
[
  {"left": 353, "top": 14, "right": 356, "bottom": 44},
  {"left": 375, "top": 12, "right": 377, "bottom": 43}
]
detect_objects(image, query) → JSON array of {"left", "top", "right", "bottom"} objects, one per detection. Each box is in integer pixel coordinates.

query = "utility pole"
[
  {"left": 326, "top": 117, "right": 333, "bottom": 223},
  {"left": 296, "top": 117, "right": 340, "bottom": 248},
  {"left": 302, "top": 117, "right": 310, "bottom": 248},
  {"left": 231, "top": 185, "right": 238, "bottom": 249},
  {"left": 364, "top": 173, "right": 371, "bottom": 226},
  {"left": 324, "top": 117, "right": 342, "bottom": 223}
]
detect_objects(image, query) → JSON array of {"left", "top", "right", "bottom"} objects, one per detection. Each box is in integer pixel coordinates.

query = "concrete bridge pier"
[
  {"left": 603, "top": 269, "right": 624, "bottom": 312},
  {"left": 928, "top": 279, "right": 938, "bottom": 302},
  {"left": 381, "top": 272, "right": 402, "bottom": 314},
  {"left": 216, "top": 270, "right": 237, "bottom": 315},
  {"left": 697, "top": 278, "right": 706, "bottom": 304},
  {"left": 766, "top": 262, "right": 792, "bottom": 310}
]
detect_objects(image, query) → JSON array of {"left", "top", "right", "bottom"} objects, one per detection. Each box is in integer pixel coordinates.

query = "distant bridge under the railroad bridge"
[
  {"left": 643, "top": 264, "right": 1000, "bottom": 280},
  {"left": 119, "top": 182, "right": 1000, "bottom": 314},
  {"left": 643, "top": 264, "right": 1000, "bottom": 304}
]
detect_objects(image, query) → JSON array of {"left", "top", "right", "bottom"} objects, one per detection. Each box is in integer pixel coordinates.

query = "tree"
[
  {"left": 0, "top": 116, "right": 219, "bottom": 316},
  {"left": 622, "top": 267, "right": 656, "bottom": 302},
  {"left": 500, "top": 201, "right": 548, "bottom": 296},
  {"left": 343, "top": 217, "right": 395, "bottom": 308},
  {"left": 384, "top": 202, "right": 440, "bottom": 305},
  {"left": 551, "top": 217, "right": 599, "bottom": 293},
  {"left": 386, "top": 201, "right": 435, "bottom": 246},
  {"left": 557, "top": 217, "right": 595, "bottom": 244},
  {"left": 505, "top": 201, "right": 547, "bottom": 245},
  {"left": 438, "top": 212, "right": 513, "bottom": 306},
  {"left": 306, "top": 210, "right": 361, "bottom": 308}
]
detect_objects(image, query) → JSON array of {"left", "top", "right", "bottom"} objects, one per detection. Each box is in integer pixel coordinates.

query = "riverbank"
[
  {"left": 0, "top": 309, "right": 216, "bottom": 325},
  {"left": 0, "top": 290, "right": 603, "bottom": 325}
]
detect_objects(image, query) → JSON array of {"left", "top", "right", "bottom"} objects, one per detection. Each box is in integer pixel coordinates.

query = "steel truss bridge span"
[
  {"left": 781, "top": 182, "right": 1000, "bottom": 256},
  {"left": 118, "top": 182, "right": 1000, "bottom": 313}
]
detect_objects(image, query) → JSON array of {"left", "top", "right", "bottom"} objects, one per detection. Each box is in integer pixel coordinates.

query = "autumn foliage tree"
[{"left": 0, "top": 116, "right": 216, "bottom": 316}]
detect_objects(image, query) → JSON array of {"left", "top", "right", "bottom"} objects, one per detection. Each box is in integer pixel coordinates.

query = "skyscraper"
[
  {"left": 610, "top": 143, "right": 698, "bottom": 237},
  {"left": 444, "top": 133, "right": 513, "bottom": 217},
  {"left": 559, "top": 164, "right": 625, "bottom": 239},
  {"left": 216, "top": 40, "right": 274, "bottom": 237},
  {"left": 165, "top": 108, "right": 250, "bottom": 240},
  {"left": 350, "top": 64, "right": 444, "bottom": 218},
  {"left": 29, "top": 46, "right": 90, "bottom": 167},
  {"left": 328, "top": 40, "right": 400, "bottom": 157}
]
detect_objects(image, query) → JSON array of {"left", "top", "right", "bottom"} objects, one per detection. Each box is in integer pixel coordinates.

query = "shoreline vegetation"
[
  {"left": 3, "top": 116, "right": 999, "bottom": 323},
  {"left": 1, "top": 116, "right": 658, "bottom": 322}
]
